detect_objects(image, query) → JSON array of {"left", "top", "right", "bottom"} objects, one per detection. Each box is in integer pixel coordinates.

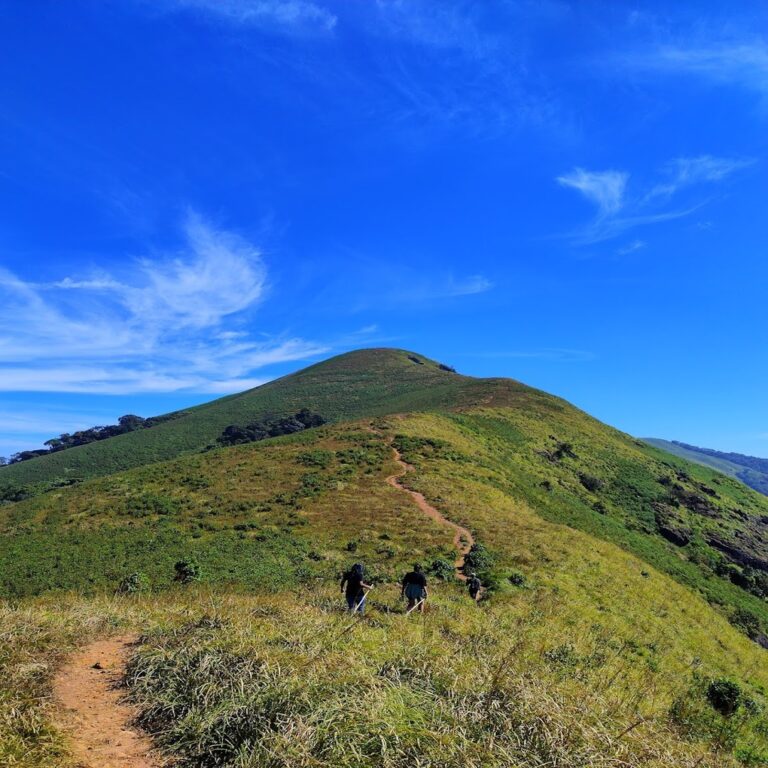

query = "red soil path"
[
  {"left": 386, "top": 445, "right": 474, "bottom": 581},
  {"left": 54, "top": 635, "right": 161, "bottom": 768}
]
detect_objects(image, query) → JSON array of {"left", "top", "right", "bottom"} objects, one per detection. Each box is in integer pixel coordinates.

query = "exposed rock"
[
  {"left": 659, "top": 524, "right": 692, "bottom": 547},
  {"left": 707, "top": 535, "right": 768, "bottom": 572},
  {"left": 667, "top": 485, "right": 721, "bottom": 518},
  {"left": 653, "top": 504, "right": 693, "bottom": 547}
]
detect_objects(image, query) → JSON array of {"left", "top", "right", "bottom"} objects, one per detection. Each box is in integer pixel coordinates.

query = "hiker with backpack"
[
  {"left": 401, "top": 563, "right": 428, "bottom": 613},
  {"left": 467, "top": 572, "right": 482, "bottom": 601},
  {"left": 340, "top": 562, "right": 371, "bottom": 614}
]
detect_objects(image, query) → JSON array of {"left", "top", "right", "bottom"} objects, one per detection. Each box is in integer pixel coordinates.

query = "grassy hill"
[
  {"left": 0, "top": 348, "right": 522, "bottom": 493},
  {"left": 645, "top": 438, "right": 768, "bottom": 496},
  {"left": 2, "top": 349, "right": 768, "bottom": 767}
]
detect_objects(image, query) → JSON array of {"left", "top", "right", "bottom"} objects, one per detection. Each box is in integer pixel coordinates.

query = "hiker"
[
  {"left": 467, "top": 572, "right": 482, "bottom": 601},
  {"left": 401, "top": 563, "right": 428, "bottom": 613},
  {"left": 340, "top": 562, "right": 371, "bottom": 614}
]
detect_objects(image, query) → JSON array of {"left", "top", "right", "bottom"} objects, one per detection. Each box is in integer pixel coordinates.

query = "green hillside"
[
  {"left": 645, "top": 438, "right": 768, "bottom": 496},
  {"left": 0, "top": 348, "right": 523, "bottom": 493},
  {"left": 2, "top": 349, "right": 768, "bottom": 767},
  {"left": 2, "top": 350, "right": 767, "bottom": 633}
]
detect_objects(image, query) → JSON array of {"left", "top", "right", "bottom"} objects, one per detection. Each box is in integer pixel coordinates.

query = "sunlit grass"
[{"left": 3, "top": 585, "right": 765, "bottom": 767}]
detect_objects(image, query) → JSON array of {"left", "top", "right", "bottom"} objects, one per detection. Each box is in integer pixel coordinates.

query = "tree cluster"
[
  {"left": 217, "top": 409, "right": 326, "bottom": 447},
  {"left": 717, "top": 560, "right": 768, "bottom": 600},
  {"left": 4, "top": 413, "right": 182, "bottom": 465}
]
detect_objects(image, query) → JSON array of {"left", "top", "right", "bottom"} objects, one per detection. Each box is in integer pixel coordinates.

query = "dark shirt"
[
  {"left": 468, "top": 577, "right": 481, "bottom": 594},
  {"left": 402, "top": 571, "right": 427, "bottom": 589},
  {"left": 341, "top": 570, "right": 364, "bottom": 597}
]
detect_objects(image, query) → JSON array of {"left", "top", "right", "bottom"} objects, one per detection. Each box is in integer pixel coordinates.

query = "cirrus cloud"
[
  {"left": 556, "top": 154, "right": 753, "bottom": 245},
  {"left": 0, "top": 214, "right": 328, "bottom": 394},
  {"left": 557, "top": 168, "right": 628, "bottom": 219},
  {"left": 150, "top": 0, "right": 337, "bottom": 32}
]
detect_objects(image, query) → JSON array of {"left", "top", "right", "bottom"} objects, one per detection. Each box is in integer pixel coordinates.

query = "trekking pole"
[
  {"left": 298, "top": 587, "right": 374, "bottom": 670},
  {"left": 329, "top": 586, "right": 373, "bottom": 641},
  {"left": 405, "top": 598, "right": 425, "bottom": 616},
  {"left": 352, "top": 585, "right": 372, "bottom": 614}
]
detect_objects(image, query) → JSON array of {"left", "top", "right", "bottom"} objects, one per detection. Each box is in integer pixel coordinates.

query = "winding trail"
[
  {"left": 53, "top": 635, "right": 160, "bottom": 768},
  {"left": 386, "top": 445, "right": 474, "bottom": 581}
]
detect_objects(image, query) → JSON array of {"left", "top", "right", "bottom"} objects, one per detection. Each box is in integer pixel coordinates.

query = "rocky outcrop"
[{"left": 653, "top": 504, "right": 693, "bottom": 547}]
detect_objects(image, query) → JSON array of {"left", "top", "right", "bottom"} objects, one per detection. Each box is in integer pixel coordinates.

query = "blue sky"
[{"left": 0, "top": 0, "right": 767, "bottom": 458}]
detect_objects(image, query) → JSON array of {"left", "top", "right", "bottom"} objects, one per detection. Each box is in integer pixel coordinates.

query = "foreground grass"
[{"left": 2, "top": 586, "right": 766, "bottom": 768}]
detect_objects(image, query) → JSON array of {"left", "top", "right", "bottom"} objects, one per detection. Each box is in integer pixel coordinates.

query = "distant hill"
[{"left": 644, "top": 439, "right": 768, "bottom": 496}]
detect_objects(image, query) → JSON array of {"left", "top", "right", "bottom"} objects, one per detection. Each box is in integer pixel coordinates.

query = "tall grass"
[
  {"left": 2, "top": 586, "right": 765, "bottom": 767},
  {"left": 123, "top": 586, "right": 764, "bottom": 767}
]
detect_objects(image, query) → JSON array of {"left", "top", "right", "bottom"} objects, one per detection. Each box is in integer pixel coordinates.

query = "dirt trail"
[
  {"left": 54, "top": 635, "right": 160, "bottom": 768},
  {"left": 386, "top": 446, "right": 474, "bottom": 581}
]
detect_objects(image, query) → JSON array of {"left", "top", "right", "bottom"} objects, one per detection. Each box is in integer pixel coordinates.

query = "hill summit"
[{"left": 0, "top": 348, "right": 525, "bottom": 491}]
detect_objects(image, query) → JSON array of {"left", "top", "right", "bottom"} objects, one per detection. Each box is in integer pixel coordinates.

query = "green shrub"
[
  {"left": 462, "top": 542, "right": 494, "bottom": 576},
  {"left": 117, "top": 571, "right": 150, "bottom": 594},
  {"left": 297, "top": 450, "right": 334, "bottom": 469},
  {"left": 0, "top": 484, "right": 31, "bottom": 503},
  {"left": 579, "top": 473, "right": 604, "bottom": 493},
  {"left": 731, "top": 608, "right": 762, "bottom": 639},
  {"left": 174, "top": 558, "right": 202, "bottom": 584},
  {"left": 300, "top": 472, "right": 328, "bottom": 497},
  {"left": 508, "top": 571, "right": 526, "bottom": 587},
  {"left": 670, "top": 673, "right": 763, "bottom": 755},
  {"left": 544, "top": 643, "right": 578, "bottom": 667},
  {"left": 735, "top": 745, "right": 768, "bottom": 766},
  {"left": 707, "top": 678, "right": 743, "bottom": 717},
  {"left": 336, "top": 447, "right": 382, "bottom": 466},
  {"left": 392, "top": 435, "right": 452, "bottom": 461},
  {"left": 125, "top": 492, "right": 179, "bottom": 517},
  {"left": 428, "top": 558, "right": 456, "bottom": 581},
  {"left": 376, "top": 546, "right": 396, "bottom": 559}
]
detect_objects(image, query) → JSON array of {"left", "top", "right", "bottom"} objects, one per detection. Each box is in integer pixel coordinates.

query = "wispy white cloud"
[
  {"left": 616, "top": 239, "right": 646, "bottom": 256},
  {"left": 374, "top": 0, "right": 493, "bottom": 58},
  {"left": 0, "top": 215, "right": 328, "bottom": 394},
  {"left": 152, "top": 0, "right": 337, "bottom": 32},
  {"left": 622, "top": 40, "right": 768, "bottom": 96},
  {"left": 647, "top": 155, "right": 756, "bottom": 200},
  {"left": 579, "top": 206, "right": 702, "bottom": 245},
  {"left": 136, "top": 0, "right": 570, "bottom": 137},
  {"left": 307, "top": 254, "right": 494, "bottom": 313},
  {"left": 379, "top": 272, "right": 493, "bottom": 306},
  {"left": 557, "top": 168, "right": 628, "bottom": 218},
  {"left": 359, "top": 1, "right": 570, "bottom": 137},
  {"left": 557, "top": 154, "right": 751, "bottom": 245},
  {"left": 441, "top": 275, "right": 493, "bottom": 297}
]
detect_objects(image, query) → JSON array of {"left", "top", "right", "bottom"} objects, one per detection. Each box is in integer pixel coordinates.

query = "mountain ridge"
[{"left": 644, "top": 438, "right": 768, "bottom": 496}]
